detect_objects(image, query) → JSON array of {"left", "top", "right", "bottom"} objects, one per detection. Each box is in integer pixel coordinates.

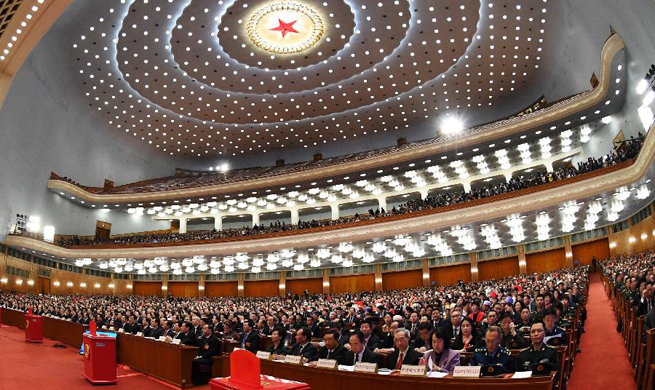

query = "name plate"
[
  {"left": 354, "top": 362, "right": 378, "bottom": 373},
  {"left": 136, "top": 332, "right": 144, "bottom": 337},
  {"left": 316, "top": 358, "right": 338, "bottom": 370},
  {"left": 453, "top": 366, "right": 481, "bottom": 378},
  {"left": 400, "top": 365, "right": 426, "bottom": 376},
  {"left": 170, "top": 338, "right": 182, "bottom": 345},
  {"left": 109, "top": 327, "right": 115, "bottom": 331},
  {"left": 117, "top": 328, "right": 125, "bottom": 334},
  {"left": 101, "top": 325, "right": 107, "bottom": 330},
  {"left": 158, "top": 336, "right": 167, "bottom": 342},
  {"left": 256, "top": 351, "right": 272, "bottom": 360},
  {"left": 285, "top": 355, "right": 303, "bottom": 365}
]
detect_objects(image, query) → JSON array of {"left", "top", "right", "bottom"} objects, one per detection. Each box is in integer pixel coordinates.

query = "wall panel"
[
  {"left": 167, "top": 282, "right": 198, "bottom": 298},
  {"left": 478, "top": 257, "right": 520, "bottom": 281},
  {"left": 205, "top": 282, "right": 239, "bottom": 297},
  {"left": 526, "top": 248, "right": 566, "bottom": 274},
  {"left": 382, "top": 269, "right": 422, "bottom": 291},
  {"left": 329, "top": 274, "right": 375, "bottom": 294},
  {"left": 244, "top": 280, "right": 279, "bottom": 297},
  {"left": 133, "top": 281, "right": 162, "bottom": 296},
  {"left": 572, "top": 238, "right": 610, "bottom": 265},
  {"left": 287, "top": 278, "right": 323, "bottom": 296},
  {"left": 430, "top": 264, "right": 471, "bottom": 286}
]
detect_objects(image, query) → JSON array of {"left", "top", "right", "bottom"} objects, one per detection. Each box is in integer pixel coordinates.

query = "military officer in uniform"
[
  {"left": 516, "top": 321, "right": 559, "bottom": 376},
  {"left": 469, "top": 326, "right": 514, "bottom": 374}
]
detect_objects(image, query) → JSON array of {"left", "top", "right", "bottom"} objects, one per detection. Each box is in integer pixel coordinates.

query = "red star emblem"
[{"left": 270, "top": 18, "right": 299, "bottom": 38}]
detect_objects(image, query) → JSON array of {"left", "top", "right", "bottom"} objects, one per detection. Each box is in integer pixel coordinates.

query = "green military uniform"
[{"left": 516, "top": 344, "right": 559, "bottom": 372}]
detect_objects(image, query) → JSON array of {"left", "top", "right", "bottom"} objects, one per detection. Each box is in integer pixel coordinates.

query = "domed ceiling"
[{"left": 73, "top": 0, "right": 552, "bottom": 157}]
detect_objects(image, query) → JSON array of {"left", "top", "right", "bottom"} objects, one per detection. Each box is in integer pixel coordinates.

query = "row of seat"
[{"left": 602, "top": 274, "right": 655, "bottom": 390}]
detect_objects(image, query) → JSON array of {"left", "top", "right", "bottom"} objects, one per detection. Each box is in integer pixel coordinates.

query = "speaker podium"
[
  {"left": 24, "top": 313, "right": 43, "bottom": 343},
  {"left": 83, "top": 333, "right": 117, "bottom": 384}
]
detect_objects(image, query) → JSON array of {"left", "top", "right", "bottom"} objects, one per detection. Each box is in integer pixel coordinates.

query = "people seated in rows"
[
  {"left": 312, "top": 330, "right": 347, "bottom": 364},
  {"left": 499, "top": 312, "right": 527, "bottom": 349},
  {"left": 411, "top": 322, "right": 432, "bottom": 353},
  {"left": 288, "top": 327, "right": 318, "bottom": 362},
  {"left": 41, "top": 137, "right": 644, "bottom": 249},
  {"left": 177, "top": 322, "right": 198, "bottom": 346},
  {"left": 419, "top": 327, "right": 460, "bottom": 374},
  {"left": 543, "top": 308, "right": 568, "bottom": 346},
  {"left": 385, "top": 328, "right": 422, "bottom": 370},
  {"left": 344, "top": 331, "right": 379, "bottom": 366},
  {"left": 469, "top": 326, "right": 515, "bottom": 374},
  {"left": 267, "top": 327, "right": 290, "bottom": 357},
  {"left": 239, "top": 319, "right": 260, "bottom": 353},
  {"left": 516, "top": 321, "right": 559, "bottom": 375},
  {"left": 452, "top": 317, "right": 481, "bottom": 352}
]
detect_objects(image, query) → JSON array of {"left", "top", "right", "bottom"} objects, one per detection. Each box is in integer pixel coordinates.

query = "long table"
[
  {"left": 260, "top": 359, "right": 555, "bottom": 390},
  {"left": 1, "top": 308, "right": 554, "bottom": 389}
]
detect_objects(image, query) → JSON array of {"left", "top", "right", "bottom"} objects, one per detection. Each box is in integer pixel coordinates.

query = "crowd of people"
[
  {"left": 600, "top": 250, "right": 655, "bottom": 334},
  {"left": 44, "top": 136, "right": 644, "bottom": 247},
  {"left": 0, "top": 265, "right": 588, "bottom": 384}
]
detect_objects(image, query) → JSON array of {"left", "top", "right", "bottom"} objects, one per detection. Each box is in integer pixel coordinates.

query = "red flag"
[
  {"left": 28, "top": 307, "right": 33, "bottom": 315},
  {"left": 90, "top": 320, "right": 97, "bottom": 336}
]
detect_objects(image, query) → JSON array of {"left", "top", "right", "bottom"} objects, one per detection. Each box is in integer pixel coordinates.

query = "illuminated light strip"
[
  {"left": 246, "top": 2, "right": 324, "bottom": 55},
  {"left": 0, "top": 0, "right": 45, "bottom": 62}
]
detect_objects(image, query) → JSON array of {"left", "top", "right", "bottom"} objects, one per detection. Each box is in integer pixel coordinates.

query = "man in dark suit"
[
  {"left": 431, "top": 309, "right": 445, "bottom": 330},
  {"left": 343, "top": 331, "right": 379, "bottom": 366},
  {"left": 192, "top": 316, "right": 203, "bottom": 339},
  {"left": 122, "top": 315, "right": 141, "bottom": 335},
  {"left": 239, "top": 319, "right": 261, "bottom": 353},
  {"left": 288, "top": 327, "right": 319, "bottom": 362},
  {"left": 306, "top": 316, "right": 320, "bottom": 338},
  {"left": 191, "top": 325, "right": 221, "bottom": 386},
  {"left": 385, "top": 328, "right": 422, "bottom": 370},
  {"left": 178, "top": 322, "right": 199, "bottom": 346},
  {"left": 360, "top": 319, "right": 382, "bottom": 350},
  {"left": 313, "top": 330, "right": 347, "bottom": 364},
  {"left": 162, "top": 320, "right": 175, "bottom": 338},
  {"left": 411, "top": 322, "right": 432, "bottom": 353}
]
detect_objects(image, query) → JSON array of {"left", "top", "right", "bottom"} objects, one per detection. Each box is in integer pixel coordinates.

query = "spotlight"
[{"left": 440, "top": 117, "right": 464, "bottom": 135}]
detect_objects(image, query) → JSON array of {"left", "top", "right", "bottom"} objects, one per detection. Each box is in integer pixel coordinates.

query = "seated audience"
[
  {"left": 384, "top": 328, "right": 422, "bottom": 370},
  {"left": 420, "top": 327, "right": 460, "bottom": 374}
]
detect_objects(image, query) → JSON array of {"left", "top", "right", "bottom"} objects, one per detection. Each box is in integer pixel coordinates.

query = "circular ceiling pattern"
[
  {"left": 75, "top": 0, "right": 549, "bottom": 157},
  {"left": 245, "top": 2, "right": 325, "bottom": 55}
]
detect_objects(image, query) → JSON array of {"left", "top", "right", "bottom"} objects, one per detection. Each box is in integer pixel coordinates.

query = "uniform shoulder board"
[
  {"left": 545, "top": 344, "right": 556, "bottom": 349},
  {"left": 519, "top": 347, "right": 530, "bottom": 352},
  {"left": 503, "top": 349, "right": 512, "bottom": 355},
  {"left": 475, "top": 348, "right": 486, "bottom": 353}
]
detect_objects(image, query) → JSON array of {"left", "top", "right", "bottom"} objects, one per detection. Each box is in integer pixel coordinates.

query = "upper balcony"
[{"left": 47, "top": 33, "right": 629, "bottom": 207}]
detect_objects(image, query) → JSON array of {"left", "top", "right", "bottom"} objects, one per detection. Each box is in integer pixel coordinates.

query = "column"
[
  {"left": 461, "top": 181, "right": 472, "bottom": 193},
  {"left": 564, "top": 235, "right": 573, "bottom": 268},
  {"left": 608, "top": 226, "right": 618, "bottom": 257},
  {"left": 198, "top": 274, "right": 205, "bottom": 297},
  {"left": 290, "top": 209, "right": 299, "bottom": 225},
  {"left": 419, "top": 188, "right": 429, "bottom": 199},
  {"left": 517, "top": 245, "right": 527, "bottom": 274},
  {"left": 322, "top": 268, "right": 330, "bottom": 294},
  {"left": 421, "top": 259, "right": 430, "bottom": 287},
  {"left": 252, "top": 213, "right": 260, "bottom": 227},
  {"left": 330, "top": 204, "right": 339, "bottom": 220},
  {"left": 544, "top": 162, "right": 554, "bottom": 173},
  {"left": 179, "top": 218, "right": 187, "bottom": 234},
  {"left": 237, "top": 273, "right": 245, "bottom": 297},
  {"left": 470, "top": 252, "right": 479, "bottom": 281},
  {"left": 279, "top": 272, "right": 286, "bottom": 297},
  {"left": 377, "top": 197, "right": 387, "bottom": 212},
  {"left": 214, "top": 216, "right": 222, "bottom": 231},
  {"left": 374, "top": 264, "right": 383, "bottom": 291},
  {"left": 128, "top": 274, "right": 134, "bottom": 295},
  {"left": 503, "top": 172, "right": 513, "bottom": 182},
  {"left": 161, "top": 274, "right": 168, "bottom": 296}
]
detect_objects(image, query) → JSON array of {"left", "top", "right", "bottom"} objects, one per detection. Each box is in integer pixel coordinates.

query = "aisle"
[
  {"left": 567, "top": 272, "right": 637, "bottom": 390},
  {"left": 0, "top": 325, "right": 210, "bottom": 390}
]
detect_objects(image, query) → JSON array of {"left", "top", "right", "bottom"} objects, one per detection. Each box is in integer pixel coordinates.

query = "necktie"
[
  {"left": 354, "top": 354, "right": 357, "bottom": 365},
  {"left": 395, "top": 352, "right": 404, "bottom": 370}
]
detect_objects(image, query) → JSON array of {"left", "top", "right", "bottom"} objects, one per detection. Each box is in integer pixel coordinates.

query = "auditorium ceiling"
[{"left": 71, "top": 0, "right": 555, "bottom": 158}]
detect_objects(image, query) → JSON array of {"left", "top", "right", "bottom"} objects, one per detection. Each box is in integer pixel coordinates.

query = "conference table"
[{"left": 1, "top": 308, "right": 554, "bottom": 389}]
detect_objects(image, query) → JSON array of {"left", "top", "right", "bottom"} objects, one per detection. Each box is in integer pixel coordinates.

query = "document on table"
[
  {"left": 338, "top": 365, "right": 355, "bottom": 372},
  {"left": 428, "top": 371, "right": 449, "bottom": 378},
  {"left": 512, "top": 371, "right": 533, "bottom": 379}
]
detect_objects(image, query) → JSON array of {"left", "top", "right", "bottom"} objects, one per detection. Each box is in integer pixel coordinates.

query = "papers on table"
[
  {"left": 427, "top": 371, "right": 449, "bottom": 378},
  {"left": 512, "top": 371, "right": 533, "bottom": 379},
  {"left": 338, "top": 365, "right": 355, "bottom": 372}
]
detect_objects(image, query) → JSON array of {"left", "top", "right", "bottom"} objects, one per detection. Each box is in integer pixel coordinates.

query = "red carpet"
[
  {"left": 567, "top": 272, "right": 637, "bottom": 390},
  {"left": 0, "top": 325, "right": 210, "bottom": 390}
]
